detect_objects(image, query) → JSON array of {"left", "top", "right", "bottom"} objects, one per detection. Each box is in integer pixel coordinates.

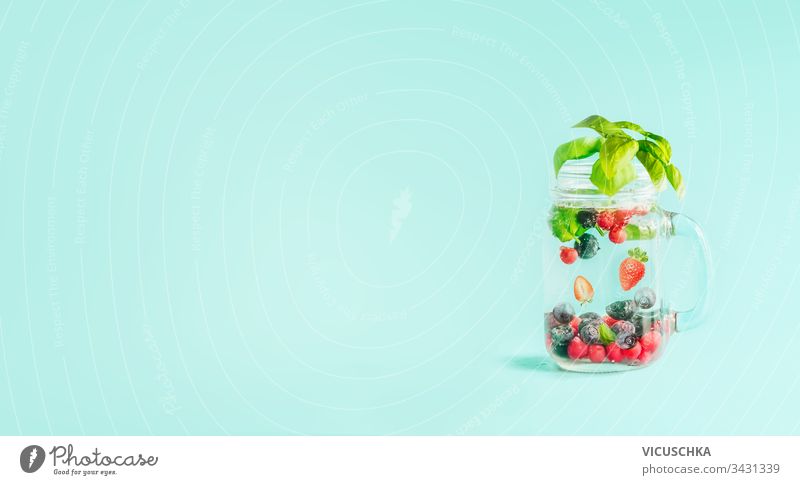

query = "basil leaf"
[
  {"left": 590, "top": 135, "right": 638, "bottom": 196},
  {"left": 635, "top": 142, "right": 666, "bottom": 188},
  {"left": 599, "top": 323, "right": 616, "bottom": 345},
  {"left": 624, "top": 223, "right": 657, "bottom": 240},
  {"left": 591, "top": 159, "right": 636, "bottom": 196},
  {"left": 572, "top": 115, "right": 624, "bottom": 136},
  {"left": 614, "top": 120, "right": 646, "bottom": 135},
  {"left": 549, "top": 207, "right": 581, "bottom": 242},
  {"left": 645, "top": 132, "right": 672, "bottom": 160},
  {"left": 664, "top": 164, "right": 685, "bottom": 198},
  {"left": 553, "top": 136, "right": 602, "bottom": 175}
]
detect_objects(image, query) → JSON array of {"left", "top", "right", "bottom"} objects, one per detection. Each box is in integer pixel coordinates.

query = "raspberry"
[
  {"left": 567, "top": 337, "right": 589, "bottom": 360},
  {"left": 606, "top": 343, "right": 623, "bottom": 363},
  {"left": 640, "top": 331, "right": 661, "bottom": 352},
  {"left": 588, "top": 344, "right": 605, "bottom": 363},
  {"left": 614, "top": 209, "right": 634, "bottom": 227},
  {"left": 569, "top": 316, "right": 580, "bottom": 333},
  {"left": 609, "top": 226, "right": 627, "bottom": 244},
  {"left": 621, "top": 341, "right": 642, "bottom": 361},
  {"left": 602, "top": 315, "right": 619, "bottom": 326},
  {"left": 638, "top": 350, "right": 654, "bottom": 365},
  {"left": 597, "top": 211, "right": 615, "bottom": 230},
  {"left": 559, "top": 246, "right": 578, "bottom": 264}
]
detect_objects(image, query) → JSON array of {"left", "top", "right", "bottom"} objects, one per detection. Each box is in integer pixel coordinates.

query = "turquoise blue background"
[{"left": 1, "top": 0, "right": 798, "bottom": 435}]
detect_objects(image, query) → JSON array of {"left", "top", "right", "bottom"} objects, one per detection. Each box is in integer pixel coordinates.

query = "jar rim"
[{"left": 552, "top": 159, "right": 657, "bottom": 207}]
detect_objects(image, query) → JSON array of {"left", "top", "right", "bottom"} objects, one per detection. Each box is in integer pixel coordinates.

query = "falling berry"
[
  {"left": 576, "top": 210, "right": 598, "bottom": 228},
  {"left": 573, "top": 275, "right": 594, "bottom": 304},
  {"left": 597, "top": 211, "right": 615, "bottom": 230},
  {"left": 559, "top": 246, "right": 578, "bottom": 264},
  {"left": 619, "top": 248, "right": 648, "bottom": 291},
  {"left": 574, "top": 233, "right": 601, "bottom": 259},
  {"left": 614, "top": 209, "right": 634, "bottom": 227},
  {"left": 609, "top": 226, "right": 627, "bottom": 244},
  {"left": 634, "top": 287, "right": 656, "bottom": 309}
]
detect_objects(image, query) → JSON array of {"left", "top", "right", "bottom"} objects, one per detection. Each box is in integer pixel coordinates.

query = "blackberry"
[
  {"left": 551, "top": 339, "right": 570, "bottom": 358},
  {"left": 573, "top": 233, "right": 600, "bottom": 259},
  {"left": 549, "top": 324, "right": 573, "bottom": 358},
  {"left": 553, "top": 302, "right": 576, "bottom": 324},
  {"left": 631, "top": 313, "right": 657, "bottom": 337},
  {"left": 550, "top": 324, "right": 574, "bottom": 345},
  {"left": 606, "top": 300, "right": 637, "bottom": 321},
  {"left": 576, "top": 210, "right": 598, "bottom": 228}
]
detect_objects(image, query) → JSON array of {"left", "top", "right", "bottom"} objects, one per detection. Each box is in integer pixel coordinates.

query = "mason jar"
[{"left": 543, "top": 159, "right": 711, "bottom": 372}]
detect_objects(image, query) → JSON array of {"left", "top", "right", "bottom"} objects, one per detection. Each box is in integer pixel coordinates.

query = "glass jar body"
[{"left": 543, "top": 197, "right": 676, "bottom": 372}]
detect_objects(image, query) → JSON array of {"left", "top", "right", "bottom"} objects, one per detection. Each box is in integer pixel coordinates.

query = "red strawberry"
[
  {"left": 609, "top": 226, "right": 627, "bottom": 244},
  {"left": 619, "top": 248, "right": 648, "bottom": 291},
  {"left": 573, "top": 275, "right": 594, "bottom": 304},
  {"left": 621, "top": 342, "right": 642, "bottom": 361},
  {"left": 640, "top": 331, "right": 662, "bottom": 352},
  {"left": 559, "top": 246, "right": 578, "bottom": 264},
  {"left": 614, "top": 209, "right": 634, "bottom": 227},
  {"left": 588, "top": 344, "right": 605, "bottom": 363},
  {"left": 606, "top": 343, "right": 623, "bottom": 363},
  {"left": 597, "top": 211, "right": 615, "bottom": 230},
  {"left": 567, "top": 337, "right": 589, "bottom": 360}
]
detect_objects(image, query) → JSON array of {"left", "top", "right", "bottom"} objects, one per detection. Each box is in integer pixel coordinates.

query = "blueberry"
[
  {"left": 606, "top": 300, "right": 637, "bottom": 320},
  {"left": 579, "top": 322, "right": 601, "bottom": 344},
  {"left": 635, "top": 287, "right": 656, "bottom": 309},
  {"left": 612, "top": 320, "right": 635, "bottom": 336},
  {"left": 573, "top": 233, "right": 600, "bottom": 259},
  {"left": 578, "top": 312, "right": 602, "bottom": 331},
  {"left": 577, "top": 210, "right": 598, "bottom": 228},
  {"left": 553, "top": 302, "right": 576, "bottom": 324},
  {"left": 616, "top": 333, "right": 637, "bottom": 350}
]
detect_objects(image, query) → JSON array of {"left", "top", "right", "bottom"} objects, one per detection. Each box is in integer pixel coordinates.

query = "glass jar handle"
[{"left": 666, "top": 211, "right": 712, "bottom": 331}]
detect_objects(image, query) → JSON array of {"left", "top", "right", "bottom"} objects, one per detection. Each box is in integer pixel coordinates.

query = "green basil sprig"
[{"left": 553, "top": 115, "right": 685, "bottom": 197}]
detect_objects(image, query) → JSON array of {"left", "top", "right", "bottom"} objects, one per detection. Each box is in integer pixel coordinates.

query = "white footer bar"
[{"left": 1, "top": 436, "right": 797, "bottom": 484}]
